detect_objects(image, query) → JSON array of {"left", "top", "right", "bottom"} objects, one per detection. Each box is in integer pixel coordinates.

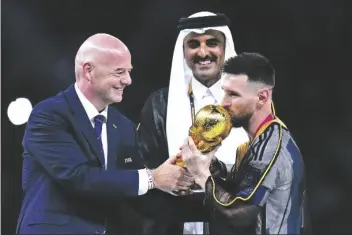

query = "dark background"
[{"left": 2, "top": 0, "right": 352, "bottom": 234}]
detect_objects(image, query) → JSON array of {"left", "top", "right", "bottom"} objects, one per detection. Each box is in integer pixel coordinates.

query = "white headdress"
[{"left": 166, "top": 11, "right": 248, "bottom": 165}]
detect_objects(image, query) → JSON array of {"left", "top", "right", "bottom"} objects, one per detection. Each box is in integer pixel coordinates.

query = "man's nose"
[
  {"left": 197, "top": 44, "right": 209, "bottom": 58},
  {"left": 121, "top": 73, "right": 132, "bottom": 86},
  {"left": 221, "top": 96, "right": 230, "bottom": 107}
]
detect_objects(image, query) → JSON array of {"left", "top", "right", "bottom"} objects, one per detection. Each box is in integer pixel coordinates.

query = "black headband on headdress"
[{"left": 177, "top": 13, "right": 231, "bottom": 30}]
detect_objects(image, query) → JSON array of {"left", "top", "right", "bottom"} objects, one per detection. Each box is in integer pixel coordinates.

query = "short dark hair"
[{"left": 223, "top": 52, "right": 275, "bottom": 86}]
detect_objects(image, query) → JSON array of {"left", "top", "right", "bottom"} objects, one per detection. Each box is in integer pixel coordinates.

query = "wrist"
[
  {"left": 195, "top": 171, "right": 211, "bottom": 190},
  {"left": 145, "top": 167, "right": 155, "bottom": 190}
]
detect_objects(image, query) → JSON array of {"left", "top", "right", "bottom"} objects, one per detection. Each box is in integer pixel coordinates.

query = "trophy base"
[
  {"left": 191, "top": 189, "right": 204, "bottom": 193},
  {"left": 172, "top": 183, "right": 204, "bottom": 196},
  {"left": 174, "top": 159, "right": 205, "bottom": 194},
  {"left": 190, "top": 182, "right": 202, "bottom": 191}
]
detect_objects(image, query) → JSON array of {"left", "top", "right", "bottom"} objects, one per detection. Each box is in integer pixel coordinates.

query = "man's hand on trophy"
[
  {"left": 209, "top": 157, "right": 226, "bottom": 178},
  {"left": 180, "top": 137, "right": 220, "bottom": 189},
  {"left": 151, "top": 156, "right": 194, "bottom": 193}
]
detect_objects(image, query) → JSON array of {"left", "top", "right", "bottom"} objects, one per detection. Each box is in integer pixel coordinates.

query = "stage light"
[{"left": 7, "top": 98, "right": 33, "bottom": 126}]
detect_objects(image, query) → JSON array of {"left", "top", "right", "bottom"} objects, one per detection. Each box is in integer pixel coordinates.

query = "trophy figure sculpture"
[{"left": 175, "top": 104, "right": 232, "bottom": 194}]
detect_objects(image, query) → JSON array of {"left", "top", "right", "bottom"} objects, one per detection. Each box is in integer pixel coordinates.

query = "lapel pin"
[{"left": 113, "top": 124, "right": 117, "bottom": 129}]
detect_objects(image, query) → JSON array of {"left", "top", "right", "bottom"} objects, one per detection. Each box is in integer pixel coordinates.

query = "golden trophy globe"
[{"left": 175, "top": 104, "right": 232, "bottom": 193}]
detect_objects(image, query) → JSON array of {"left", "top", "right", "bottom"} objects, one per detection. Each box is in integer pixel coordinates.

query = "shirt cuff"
[{"left": 138, "top": 169, "right": 149, "bottom": 195}]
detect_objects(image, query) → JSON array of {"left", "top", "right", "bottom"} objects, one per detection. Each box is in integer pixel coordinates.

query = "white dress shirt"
[
  {"left": 74, "top": 83, "right": 149, "bottom": 195},
  {"left": 183, "top": 78, "right": 223, "bottom": 235},
  {"left": 191, "top": 77, "right": 223, "bottom": 111}
]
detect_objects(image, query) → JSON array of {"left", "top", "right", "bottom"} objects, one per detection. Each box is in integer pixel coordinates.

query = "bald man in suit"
[{"left": 17, "top": 33, "right": 194, "bottom": 235}]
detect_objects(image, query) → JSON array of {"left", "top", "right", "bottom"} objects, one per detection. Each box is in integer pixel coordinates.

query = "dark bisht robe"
[
  {"left": 202, "top": 122, "right": 312, "bottom": 235},
  {"left": 135, "top": 87, "right": 209, "bottom": 235}
]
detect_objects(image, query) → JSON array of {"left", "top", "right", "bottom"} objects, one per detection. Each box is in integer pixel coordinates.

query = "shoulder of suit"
[
  {"left": 108, "top": 106, "right": 135, "bottom": 128},
  {"left": 31, "top": 90, "right": 68, "bottom": 115}
]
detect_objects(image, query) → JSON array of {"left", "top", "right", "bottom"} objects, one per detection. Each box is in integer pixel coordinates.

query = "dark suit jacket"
[{"left": 16, "top": 84, "right": 146, "bottom": 235}]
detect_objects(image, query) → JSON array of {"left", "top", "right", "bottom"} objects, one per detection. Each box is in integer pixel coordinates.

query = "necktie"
[
  {"left": 94, "top": 114, "right": 105, "bottom": 160},
  {"left": 94, "top": 115, "right": 107, "bottom": 233},
  {"left": 203, "top": 89, "right": 217, "bottom": 105}
]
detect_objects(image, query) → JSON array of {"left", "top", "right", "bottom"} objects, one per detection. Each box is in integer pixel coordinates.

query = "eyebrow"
[
  {"left": 186, "top": 39, "right": 199, "bottom": 44},
  {"left": 114, "top": 67, "right": 133, "bottom": 72},
  {"left": 206, "top": 38, "right": 221, "bottom": 43},
  {"left": 222, "top": 86, "right": 241, "bottom": 96},
  {"left": 187, "top": 37, "right": 221, "bottom": 43}
]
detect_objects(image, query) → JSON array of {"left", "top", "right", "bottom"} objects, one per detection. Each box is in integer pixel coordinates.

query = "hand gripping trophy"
[{"left": 175, "top": 104, "right": 232, "bottom": 194}]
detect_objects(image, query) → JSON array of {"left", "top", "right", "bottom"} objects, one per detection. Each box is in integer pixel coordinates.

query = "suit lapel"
[
  {"left": 64, "top": 85, "right": 105, "bottom": 165},
  {"left": 107, "top": 108, "right": 121, "bottom": 170}
]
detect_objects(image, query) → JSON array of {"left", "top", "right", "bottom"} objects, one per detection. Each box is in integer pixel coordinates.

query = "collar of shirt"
[
  {"left": 191, "top": 77, "right": 224, "bottom": 104},
  {"left": 254, "top": 113, "right": 275, "bottom": 138},
  {"left": 74, "top": 83, "right": 108, "bottom": 123}
]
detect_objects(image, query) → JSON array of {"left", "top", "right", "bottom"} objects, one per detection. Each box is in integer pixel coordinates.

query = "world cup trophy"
[{"left": 175, "top": 104, "right": 232, "bottom": 194}]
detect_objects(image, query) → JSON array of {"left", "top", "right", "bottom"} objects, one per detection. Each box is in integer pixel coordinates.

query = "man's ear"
[
  {"left": 82, "top": 62, "right": 93, "bottom": 82},
  {"left": 257, "top": 88, "right": 270, "bottom": 107}
]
